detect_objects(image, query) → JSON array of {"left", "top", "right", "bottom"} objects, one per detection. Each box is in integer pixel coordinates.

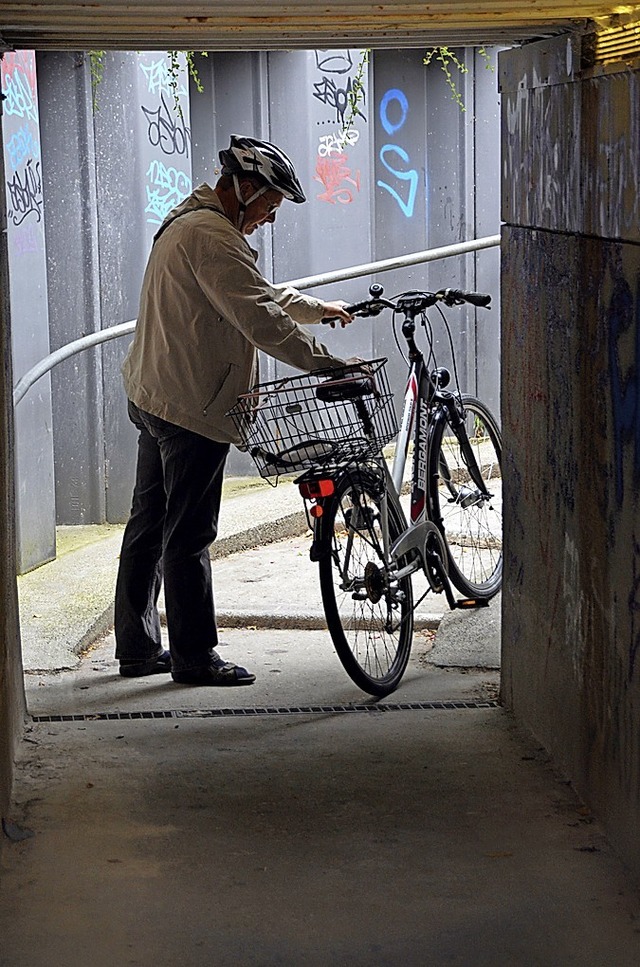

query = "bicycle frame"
[
  {"left": 376, "top": 310, "right": 492, "bottom": 607},
  {"left": 300, "top": 287, "right": 497, "bottom": 610}
]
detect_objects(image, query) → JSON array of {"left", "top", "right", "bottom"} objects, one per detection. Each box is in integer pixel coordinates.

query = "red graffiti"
[
  {"left": 1, "top": 50, "right": 37, "bottom": 93},
  {"left": 314, "top": 153, "right": 361, "bottom": 205}
]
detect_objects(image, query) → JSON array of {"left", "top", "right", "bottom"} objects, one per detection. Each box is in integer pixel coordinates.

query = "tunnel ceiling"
[{"left": 1, "top": 1, "right": 639, "bottom": 51}]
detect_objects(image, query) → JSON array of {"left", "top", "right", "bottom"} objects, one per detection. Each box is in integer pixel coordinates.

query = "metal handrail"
[{"left": 12, "top": 233, "right": 500, "bottom": 406}]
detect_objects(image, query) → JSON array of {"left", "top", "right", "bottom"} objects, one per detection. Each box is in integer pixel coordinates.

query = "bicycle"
[{"left": 229, "top": 283, "right": 502, "bottom": 697}]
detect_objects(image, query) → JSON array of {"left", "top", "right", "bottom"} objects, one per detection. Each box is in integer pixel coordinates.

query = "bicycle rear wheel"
[
  {"left": 318, "top": 471, "right": 414, "bottom": 696},
  {"left": 428, "top": 395, "right": 502, "bottom": 598}
]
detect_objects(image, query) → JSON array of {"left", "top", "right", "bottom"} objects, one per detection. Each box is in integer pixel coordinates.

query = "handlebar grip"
[
  {"left": 321, "top": 300, "right": 371, "bottom": 324},
  {"left": 446, "top": 288, "right": 492, "bottom": 308}
]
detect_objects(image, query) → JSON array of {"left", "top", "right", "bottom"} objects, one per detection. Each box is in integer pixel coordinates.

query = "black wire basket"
[{"left": 228, "top": 358, "right": 398, "bottom": 480}]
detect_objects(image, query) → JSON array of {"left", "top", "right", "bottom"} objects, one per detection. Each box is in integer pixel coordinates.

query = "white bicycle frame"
[{"left": 375, "top": 358, "right": 448, "bottom": 588}]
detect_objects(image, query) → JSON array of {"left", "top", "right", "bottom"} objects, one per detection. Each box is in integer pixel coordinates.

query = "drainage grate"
[{"left": 31, "top": 700, "right": 500, "bottom": 723}]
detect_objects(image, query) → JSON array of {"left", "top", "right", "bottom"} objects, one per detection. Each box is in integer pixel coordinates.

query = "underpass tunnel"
[{"left": 1, "top": 7, "right": 640, "bottom": 958}]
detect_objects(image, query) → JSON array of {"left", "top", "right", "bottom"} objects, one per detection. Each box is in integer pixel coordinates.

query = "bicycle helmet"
[{"left": 219, "top": 134, "right": 306, "bottom": 204}]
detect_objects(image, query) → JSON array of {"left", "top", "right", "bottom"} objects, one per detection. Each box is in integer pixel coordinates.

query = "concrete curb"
[
  {"left": 19, "top": 509, "right": 314, "bottom": 673},
  {"left": 18, "top": 499, "right": 454, "bottom": 673},
  {"left": 211, "top": 511, "right": 307, "bottom": 559},
  {"left": 162, "top": 611, "right": 443, "bottom": 632}
]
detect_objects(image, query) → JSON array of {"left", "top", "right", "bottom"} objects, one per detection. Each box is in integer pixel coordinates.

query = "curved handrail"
[{"left": 12, "top": 234, "right": 501, "bottom": 407}]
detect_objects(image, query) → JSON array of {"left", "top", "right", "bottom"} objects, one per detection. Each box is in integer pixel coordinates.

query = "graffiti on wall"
[
  {"left": 608, "top": 275, "right": 640, "bottom": 508},
  {"left": 139, "top": 55, "right": 192, "bottom": 225},
  {"left": 1, "top": 51, "right": 44, "bottom": 250},
  {"left": 141, "top": 94, "right": 190, "bottom": 158},
  {"left": 312, "top": 50, "right": 363, "bottom": 205},
  {"left": 377, "top": 87, "right": 419, "bottom": 219},
  {"left": 145, "top": 160, "right": 192, "bottom": 226}
]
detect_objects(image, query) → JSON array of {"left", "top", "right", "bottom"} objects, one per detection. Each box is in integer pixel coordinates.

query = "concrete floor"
[{"left": 2, "top": 624, "right": 640, "bottom": 967}]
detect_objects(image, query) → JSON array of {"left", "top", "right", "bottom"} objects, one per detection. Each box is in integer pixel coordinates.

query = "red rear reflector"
[
  {"left": 299, "top": 479, "right": 335, "bottom": 499},
  {"left": 310, "top": 504, "right": 324, "bottom": 518}
]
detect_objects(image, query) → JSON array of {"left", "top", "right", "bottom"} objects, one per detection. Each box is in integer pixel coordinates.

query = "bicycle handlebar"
[
  {"left": 443, "top": 288, "right": 492, "bottom": 308},
  {"left": 322, "top": 284, "right": 491, "bottom": 323}
]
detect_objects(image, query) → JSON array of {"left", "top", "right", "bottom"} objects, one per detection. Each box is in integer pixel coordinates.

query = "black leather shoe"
[
  {"left": 172, "top": 651, "right": 255, "bottom": 686},
  {"left": 119, "top": 650, "right": 171, "bottom": 678}
]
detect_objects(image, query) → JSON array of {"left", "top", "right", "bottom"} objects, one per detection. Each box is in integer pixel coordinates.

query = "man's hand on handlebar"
[{"left": 321, "top": 301, "right": 355, "bottom": 328}]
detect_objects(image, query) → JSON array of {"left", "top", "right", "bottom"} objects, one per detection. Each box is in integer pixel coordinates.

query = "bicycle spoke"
[
  {"left": 319, "top": 475, "right": 413, "bottom": 696},
  {"left": 430, "top": 397, "right": 502, "bottom": 597}
]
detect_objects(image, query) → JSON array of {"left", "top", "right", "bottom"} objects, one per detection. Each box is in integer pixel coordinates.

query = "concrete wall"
[
  {"left": 500, "top": 37, "right": 640, "bottom": 874},
  {"left": 0, "top": 85, "right": 26, "bottom": 841},
  {"left": 38, "top": 53, "right": 106, "bottom": 526},
  {"left": 1, "top": 51, "right": 56, "bottom": 573}
]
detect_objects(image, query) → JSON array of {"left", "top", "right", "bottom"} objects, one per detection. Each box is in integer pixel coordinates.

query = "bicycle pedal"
[{"left": 455, "top": 597, "right": 490, "bottom": 609}]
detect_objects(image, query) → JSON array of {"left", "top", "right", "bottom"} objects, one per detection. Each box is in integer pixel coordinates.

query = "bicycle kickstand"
[{"left": 427, "top": 545, "right": 490, "bottom": 612}]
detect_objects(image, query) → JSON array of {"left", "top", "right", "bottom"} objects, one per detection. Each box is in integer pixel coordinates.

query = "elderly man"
[{"left": 115, "top": 134, "right": 353, "bottom": 686}]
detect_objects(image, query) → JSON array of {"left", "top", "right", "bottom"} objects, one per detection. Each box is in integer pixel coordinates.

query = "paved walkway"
[
  {"left": 16, "top": 477, "right": 453, "bottom": 673},
  {"left": 4, "top": 479, "right": 639, "bottom": 966}
]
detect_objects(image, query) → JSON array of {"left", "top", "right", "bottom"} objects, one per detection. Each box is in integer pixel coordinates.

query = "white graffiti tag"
[{"left": 318, "top": 130, "right": 360, "bottom": 157}]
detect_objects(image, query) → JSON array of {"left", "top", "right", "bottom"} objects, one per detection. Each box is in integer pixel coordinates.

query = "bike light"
[{"left": 298, "top": 478, "right": 335, "bottom": 499}]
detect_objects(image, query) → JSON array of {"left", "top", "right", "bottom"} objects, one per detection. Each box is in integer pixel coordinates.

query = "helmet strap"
[{"left": 232, "top": 173, "right": 267, "bottom": 230}]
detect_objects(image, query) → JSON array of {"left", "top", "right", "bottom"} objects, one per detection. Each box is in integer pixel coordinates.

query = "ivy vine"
[
  {"left": 423, "top": 45, "right": 494, "bottom": 112},
  {"left": 89, "top": 46, "right": 493, "bottom": 120},
  {"left": 168, "top": 50, "right": 208, "bottom": 117},
  {"left": 88, "top": 50, "right": 105, "bottom": 111},
  {"left": 342, "top": 48, "right": 370, "bottom": 135},
  {"left": 88, "top": 49, "right": 207, "bottom": 115}
]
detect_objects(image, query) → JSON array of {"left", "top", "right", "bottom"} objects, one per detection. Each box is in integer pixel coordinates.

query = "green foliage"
[
  {"left": 186, "top": 50, "right": 208, "bottom": 92},
  {"left": 88, "top": 50, "right": 105, "bottom": 111},
  {"left": 423, "top": 46, "right": 469, "bottom": 111},
  {"left": 166, "top": 50, "right": 208, "bottom": 117},
  {"left": 88, "top": 49, "right": 208, "bottom": 116},
  {"left": 343, "top": 45, "right": 496, "bottom": 130},
  {"left": 342, "top": 49, "right": 370, "bottom": 135},
  {"left": 478, "top": 46, "right": 495, "bottom": 70},
  {"left": 423, "top": 45, "right": 495, "bottom": 112}
]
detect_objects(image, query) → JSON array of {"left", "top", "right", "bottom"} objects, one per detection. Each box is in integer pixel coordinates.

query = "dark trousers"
[{"left": 114, "top": 401, "right": 230, "bottom": 673}]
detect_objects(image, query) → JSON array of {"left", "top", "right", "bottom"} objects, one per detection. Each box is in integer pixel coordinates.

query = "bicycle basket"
[{"left": 227, "top": 358, "right": 398, "bottom": 480}]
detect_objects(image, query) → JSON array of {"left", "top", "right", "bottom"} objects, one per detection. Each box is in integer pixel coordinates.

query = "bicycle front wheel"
[
  {"left": 428, "top": 395, "right": 503, "bottom": 598},
  {"left": 318, "top": 471, "right": 414, "bottom": 697}
]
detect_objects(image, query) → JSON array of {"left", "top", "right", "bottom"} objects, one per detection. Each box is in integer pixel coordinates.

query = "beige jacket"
[{"left": 122, "top": 185, "right": 345, "bottom": 444}]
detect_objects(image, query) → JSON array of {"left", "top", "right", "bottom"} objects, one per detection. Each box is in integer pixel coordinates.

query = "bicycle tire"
[
  {"left": 318, "top": 470, "right": 414, "bottom": 696},
  {"left": 428, "top": 395, "right": 503, "bottom": 598}
]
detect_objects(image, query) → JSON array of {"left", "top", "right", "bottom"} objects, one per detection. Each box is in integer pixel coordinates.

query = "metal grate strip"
[{"left": 31, "top": 700, "right": 500, "bottom": 722}]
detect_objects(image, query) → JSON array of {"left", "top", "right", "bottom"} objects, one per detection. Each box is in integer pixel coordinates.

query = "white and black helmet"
[{"left": 219, "top": 134, "right": 306, "bottom": 204}]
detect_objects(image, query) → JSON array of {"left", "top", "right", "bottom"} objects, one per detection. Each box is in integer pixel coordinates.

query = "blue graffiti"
[
  {"left": 377, "top": 87, "right": 418, "bottom": 218},
  {"left": 377, "top": 145, "right": 418, "bottom": 218},
  {"left": 6, "top": 123, "right": 40, "bottom": 170},
  {"left": 609, "top": 276, "right": 640, "bottom": 506},
  {"left": 145, "top": 160, "right": 192, "bottom": 224},
  {"left": 379, "top": 88, "right": 408, "bottom": 135}
]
